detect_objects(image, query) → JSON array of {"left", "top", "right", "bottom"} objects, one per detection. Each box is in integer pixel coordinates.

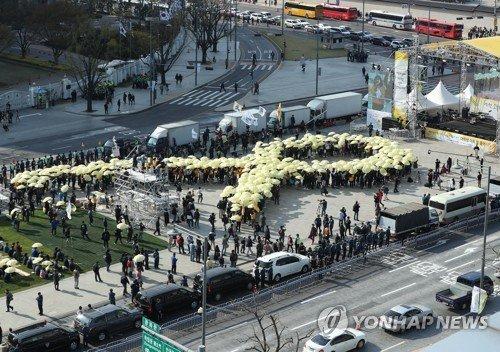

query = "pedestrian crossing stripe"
[
  {"left": 169, "top": 90, "right": 240, "bottom": 107},
  {"left": 240, "top": 64, "right": 273, "bottom": 71}
]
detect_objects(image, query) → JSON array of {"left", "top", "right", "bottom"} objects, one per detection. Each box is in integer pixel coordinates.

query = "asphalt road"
[{"left": 173, "top": 223, "right": 500, "bottom": 352}]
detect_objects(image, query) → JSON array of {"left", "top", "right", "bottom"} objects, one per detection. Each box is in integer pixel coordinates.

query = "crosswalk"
[
  {"left": 239, "top": 63, "right": 274, "bottom": 71},
  {"left": 168, "top": 89, "right": 240, "bottom": 107}
]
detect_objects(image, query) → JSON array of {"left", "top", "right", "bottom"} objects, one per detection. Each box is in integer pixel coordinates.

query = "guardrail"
[{"left": 95, "top": 209, "right": 499, "bottom": 351}]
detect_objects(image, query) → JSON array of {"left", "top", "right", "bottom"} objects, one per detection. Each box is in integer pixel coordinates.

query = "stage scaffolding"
[
  {"left": 400, "top": 39, "right": 499, "bottom": 150},
  {"left": 114, "top": 169, "right": 177, "bottom": 229}
]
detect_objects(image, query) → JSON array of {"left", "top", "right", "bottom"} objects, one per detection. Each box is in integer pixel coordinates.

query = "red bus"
[
  {"left": 414, "top": 18, "right": 463, "bottom": 39},
  {"left": 322, "top": 4, "right": 358, "bottom": 21}
]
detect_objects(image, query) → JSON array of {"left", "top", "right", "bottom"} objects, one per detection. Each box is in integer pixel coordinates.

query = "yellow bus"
[{"left": 284, "top": 2, "right": 323, "bottom": 19}]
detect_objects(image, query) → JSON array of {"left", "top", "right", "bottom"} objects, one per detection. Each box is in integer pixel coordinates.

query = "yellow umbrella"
[
  {"left": 56, "top": 200, "right": 65, "bottom": 207},
  {"left": 231, "top": 215, "right": 242, "bottom": 221},
  {"left": 42, "top": 197, "right": 53, "bottom": 203},
  {"left": 10, "top": 208, "right": 21, "bottom": 217},
  {"left": 32, "top": 242, "right": 43, "bottom": 249},
  {"left": 117, "top": 222, "right": 129, "bottom": 230},
  {"left": 41, "top": 260, "right": 53, "bottom": 266},
  {"left": 4, "top": 267, "right": 16, "bottom": 274},
  {"left": 0, "top": 258, "right": 10, "bottom": 266},
  {"left": 61, "top": 185, "right": 69, "bottom": 193},
  {"left": 6, "top": 259, "right": 18, "bottom": 267},
  {"left": 32, "top": 257, "right": 43, "bottom": 264},
  {"left": 133, "top": 254, "right": 145, "bottom": 263},
  {"left": 16, "top": 185, "right": 26, "bottom": 190}
]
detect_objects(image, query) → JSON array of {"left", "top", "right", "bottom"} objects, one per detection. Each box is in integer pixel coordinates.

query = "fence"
[
  {"left": 0, "top": 29, "right": 187, "bottom": 111},
  {"left": 93, "top": 209, "right": 499, "bottom": 351}
]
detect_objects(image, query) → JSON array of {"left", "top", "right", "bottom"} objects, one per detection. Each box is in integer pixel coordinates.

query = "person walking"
[
  {"left": 93, "top": 261, "right": 103, "bottom": 282},
  {"left": 53, "top": 271, "right": 60, "bottom": 291},
  {"left": 220, "top": 82, "right": 226, "bottom": 92},
  {"left": 353, "top": 201, "right": 360, "bottom": 221},
  {"left": 121, "top": 274, "right": 130, "bottom": 296},
  {"left": 153, "top": 217, "right": 161, "bottom": 236},
  {"left": 234, "top": 82, "right": 238, "bottom": 93},
  {"left": 108, "top": 289, "right": 116, "bottom": 305},
  {"left": 73, "top": 267, "right": 80, "bottom": 289},
  {"left": 5, "top": 290, "right": 13, "bottom": 312},
  {"left": 477, "top": 171, "right": 482, "bottom": 187},
  {"left": 36, "top": 292, "right": 43, "bottom": 315},
  {"left": 104, "top": 250, "right": 112, "bottom": 272},
  {"left": 153, "top": 249, "right": 160, "bottom": 269},
  {"left": 171, "top": 253, "right": 178, "bottom": 274}
]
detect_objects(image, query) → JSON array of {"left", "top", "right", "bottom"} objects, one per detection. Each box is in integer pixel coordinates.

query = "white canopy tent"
[
  {"left": 425, "top": 81, "right": 460, "bottom": 108},
  {"left": 455, "top": 84, "right": 475, "bottom": 106},
  {"left": 408, "top": 88, "right": 439, "bottom": 111}
]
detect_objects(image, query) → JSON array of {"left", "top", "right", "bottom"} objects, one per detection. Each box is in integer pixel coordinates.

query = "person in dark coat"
[
  {"left": 108, "top": 289, "right": 116, "bottom": 305},
  {"left": 36, "top": 292, "right": 43, "bottom": 315}
]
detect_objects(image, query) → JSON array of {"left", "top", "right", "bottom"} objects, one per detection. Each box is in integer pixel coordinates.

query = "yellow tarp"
[{"left": 464, "top": 36, "right": 500, "bottom": 58}]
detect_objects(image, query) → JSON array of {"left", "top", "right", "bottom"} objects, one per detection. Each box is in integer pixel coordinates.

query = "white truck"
[
  {"left": 219, "top": 109, "right": 267, "bottom": 134},
  {"left": 268, "top": 105, "right": 311, "bottom": 130},
  {"left": 146, "top": 120, "right": 199, "bottom": 154},
  {"left": 307, "top": 92, "right": 362, "bottom": 122}
]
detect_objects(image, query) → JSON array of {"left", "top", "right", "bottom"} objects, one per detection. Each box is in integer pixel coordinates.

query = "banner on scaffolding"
[{"left": 393, "top": 51, "right": 409, "bottom": 125}]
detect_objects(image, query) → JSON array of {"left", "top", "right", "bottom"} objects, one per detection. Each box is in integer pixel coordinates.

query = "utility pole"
[
  {"left": 361, "top": 0, "right": 365, "bottom": 52},
  {"left": 201, "top": 236, "right": 208, "bottom": 347},
  {"left": 194, "top": 15, "right": 198, "bottom": 86},
  {"left": 495, "top": 0, "right": 498, "bottom": 34},
  {"left": 479, "top": 166, "right": 491, "bottom": 312},
  {"left": 315, "top": 19, "right": 319, "bottom": 96},
  {"left": 427, "top": 6, "right": 431, "bottom": 44},
  {"left": 281, "top": 0, "right": 285, "bottom": 36},
  {"left": 234, "top": 0, "right": 238, "bottom": 61},
  {"left": 149, "top": 1, "right": 154, "bottom": 106}
]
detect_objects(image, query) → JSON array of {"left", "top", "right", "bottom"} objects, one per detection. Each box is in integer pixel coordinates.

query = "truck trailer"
[
  {"left": 146, "top": 120, "right": 199, "bottom": 154},
  {"left": 307, "top": 92, "right": 362, "bottom": 121},
  {"left": 378, "top": 202, "right": 439, "bottom": 238},
  {"left": 268, "top": 105, "right": 311, "bottom": 129},
  {"left": 219, "top": 109, "right": 267, "bottom": 134}
]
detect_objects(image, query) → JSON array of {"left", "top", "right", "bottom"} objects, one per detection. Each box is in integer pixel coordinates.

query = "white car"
[
  {"left": 253, "top": 252, "right": 310, "bottom": 283},
  {"left": 296, "top": 19, "right": 310, "bottom": 28},
  {"left": 250, "top": 13, "right": 263, "bottom": 22},
  {"left": 390, "top": 40, "right": 402, "bottom": 49},
  {"left": 318, "top": 23, "right": 332, "bottom": 31},
  {"left": 303, "top": 328, "right": 366, "bottom": 352},
  {"left": 379, "top": 304, "right": 434, "bottom": 332},
  {"left": 260, "top": 11, "right": 272, "bottom": 18},
  {"left": 284, "top": 19, "right": 301, "bottom": 29}
]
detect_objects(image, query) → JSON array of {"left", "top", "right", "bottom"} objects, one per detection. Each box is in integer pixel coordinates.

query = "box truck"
[
  {"left": 146, "top": 120, "right": 199, "bottom": 154},
  {"left": 378, "top": 202, "right": 439, "bottom": 238},
  {"left": 267, "top": 105, "right": 311, "bottom": 129},
  {"left": 307, "top": 92, "right": 362, "bottom": 121},
  {"left": 218, "top": 109, "right": 267, "bottom": 134}
]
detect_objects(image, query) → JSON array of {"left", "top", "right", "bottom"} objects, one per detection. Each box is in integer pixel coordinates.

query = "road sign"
[
  {"left": 142, "top": 316, "right": 160, "bottom": 333},
  {"left": 142, "top": 331, "right": 184, "bottom": 352}
]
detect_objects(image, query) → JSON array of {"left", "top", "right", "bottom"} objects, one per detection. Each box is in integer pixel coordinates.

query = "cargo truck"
[
  {"left": 436, "top": 272, "right": 494, "bottom": 310},
  {"left": 378, "top": 202, "right": 439, "bottom": 239},
  {"left": 267, "top": 105, "right": 311, "bottom": 130},
  {"left": 218, "top": 109, "right": 267, "bottom": 134},
  {"left": 307, "top": 92, "right": 362, "bottom": 122},
  {"left": 146, "top": 120, "right": 199, "bottom": 154}
]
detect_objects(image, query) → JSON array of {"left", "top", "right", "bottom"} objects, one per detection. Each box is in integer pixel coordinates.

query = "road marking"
[
  {"left": 444, "top": 248, "right": 476, "bottom": 263},
  {"left": 447, "top": 260, "right": 476, "bottom": 272},
  {"left": 51, "top": 145, "right": 71, "bottom": 151},
  {"left": 381, "top": 341, "right": 406, "bottom": 352},
  {"left": 206, "top": 321, "right": 248, "bottom": 339},
  {"left": 380, "top": 283, "right": 416, "bottom": 297},
  {"left": 20, "top": 113, "right": 42, "bottom": 118},
  {"left": 291, "top": 316, "right": 325, "bottom": 331},
  {"left": 417, "top": 239, "right": 448, "bottom": 253},
  {"left": 388, "top": 259, "right": 419, "bottom": 272},
  {"left": 454, "top": 239, "right": 481, "bottom": 250},
  {"left": 301, "top": 290, "right": 336, "bottom": 304}
]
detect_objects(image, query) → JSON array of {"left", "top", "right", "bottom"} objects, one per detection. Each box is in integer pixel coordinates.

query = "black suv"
[
  {"left": 73, "top": 304, "right": 142, "bottom": 342},
  {"left": 7, "top": 321, "right": 80, "bottom": 351},
  {"left": 135, "top": 284, "right": 200, "bottom": 321},
  {"left": 193, "top": 267, "right": 255, "bottom": 302}
]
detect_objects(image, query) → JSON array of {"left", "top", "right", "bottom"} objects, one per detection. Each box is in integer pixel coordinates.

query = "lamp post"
[
  {"left": 281, "top": 0, "right": 285, "bottom": 36},
  {"left": 361, "top": 0, "right": 365, "bottom": 52},
  {"left": 201, "top": 236, "right": 208, "bottom": 346},
  {"left": 479, "top": 165, "right": 491, "bottom": 313},
  {"left": 234, "top": 0, "right": 238, "bottom": 61},
  {"left": 315, "top": 20, "right": 319, "bottom": 96},
  {"left": 427, "top": 7, "right": 431, "bottom": 44}
]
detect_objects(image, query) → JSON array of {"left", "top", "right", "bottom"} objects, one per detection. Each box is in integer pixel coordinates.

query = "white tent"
[
  {"left": 408, "top": 88, "right": 439, "bottom": 111},
  {"left": 455, "top": 84, "right": 475, "bottom": 105},
  {"left": 425, "top": 81, "right": 460, "bottom": 107}
]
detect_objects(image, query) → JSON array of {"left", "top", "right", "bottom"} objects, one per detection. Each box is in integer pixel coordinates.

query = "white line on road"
[
  {"left": 301, "top": 290, "right": 336, "bottom": 304},
  {"left": 447, "top": 260, "right": 476, "bottom": 272},
  {"left": 454, "top": 239, "right": 481, "bottom": 250},
  {"left": 381, "top": 341, "right": 406, "bottom": 352},
  {"left": 380, "top": 283, "right": 416, "bottom": 297},
  {"left": 388, "top": 259, "right": 419, "bottom": 272},
  {"left": 51, "top": 145, "right": 71, "bottom": 151},
  {"left": 291, "top": 317, "right": 321, "bottom": 331},
  {"left": 417, "top": 239, "right": 448, "bottom": 253},
  {"left": 206, "top": 321, "right": 248, "bottom": 339},
  {"left": 444, "top": 250, "right": 475, "bottom": 263},
  {"left": 20, "top": 113, "right": 42, "bottom": 118}
]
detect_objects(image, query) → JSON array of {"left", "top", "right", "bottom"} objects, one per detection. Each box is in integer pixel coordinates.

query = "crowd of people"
[
  {"left": 467, "top": 26, "right": 496, "bottom": 39},
  {"left": 1, "top": 102, "right": 20, "bottom": 132}
]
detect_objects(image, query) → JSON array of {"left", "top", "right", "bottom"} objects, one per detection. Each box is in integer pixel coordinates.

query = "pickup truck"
[{"left": 436, "top": 271, "right": 494, "bottom": 310}]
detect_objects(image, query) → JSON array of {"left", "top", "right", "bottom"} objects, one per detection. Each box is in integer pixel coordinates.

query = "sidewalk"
[
  {"left": 64, "top": 37, "right": 239, "bottom": 117},
  {"left": 216, "top": 54, "right": 388, "bottom": 111}
]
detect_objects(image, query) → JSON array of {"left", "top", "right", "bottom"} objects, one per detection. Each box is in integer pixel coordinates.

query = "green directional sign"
[{"left": 142, "top": 316, "right": 161, "bottom": 333}]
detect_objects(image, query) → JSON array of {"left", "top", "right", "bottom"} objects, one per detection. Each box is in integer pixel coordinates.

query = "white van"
[
  {"left": 428, "top": 186, "right": 487, "bottom": 223},
  {"left": 253, "top": 252, "right": 310, "bottom": 283}
]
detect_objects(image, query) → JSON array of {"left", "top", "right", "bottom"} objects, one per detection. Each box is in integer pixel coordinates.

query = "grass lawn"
[
  {"left": 0, "top": 210, "right": 167, "bottom": 295},
  {"left": 0, "top": 57, "right": 64, "bottom": 88},
  {"left": 261, "top": 32, "right": 346, "bottom": 61}
]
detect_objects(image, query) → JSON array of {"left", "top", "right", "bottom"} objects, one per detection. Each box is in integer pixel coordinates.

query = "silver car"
[{"left": 380, "top": 304, "right": 434, "bottom": 332}]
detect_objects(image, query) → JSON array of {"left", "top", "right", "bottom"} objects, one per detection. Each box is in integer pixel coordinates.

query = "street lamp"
[
  {"left": 361, "top": 0, "right": 365, "bottom": 52},
  {"left": 479, "top": 166, "right": 492, "bottom": 312},
  {"left": 315, "top": 20, "right": 319, "bottom": 96}
]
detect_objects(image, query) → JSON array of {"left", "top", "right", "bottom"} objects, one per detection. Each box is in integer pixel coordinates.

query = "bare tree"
[
  {"left": 0, "top": 0, "right": 37, "bottom": 58},
  {"left": 32, "top": 1, "right": 87, "bottom": 65},
  {"left": 241, "top": 308, "right": 314, "bottom": 352},
  {"left": 68, "top": 25, "right": 110, "bottom": 112},
  {"left": 0, "top": 24, "right": 14, "bottom": 55},
  {"left": 185, "top": 0, "right": 230, "bottom": 63}
]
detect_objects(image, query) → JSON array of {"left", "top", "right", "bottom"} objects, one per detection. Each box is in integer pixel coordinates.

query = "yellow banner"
[{"left": 425, "top": 127, "right": 496, "bottom": 154}]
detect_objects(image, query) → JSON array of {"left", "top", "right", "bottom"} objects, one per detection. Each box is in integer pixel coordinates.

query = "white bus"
[
  {"left": 428, "top": 186, "right": 487, "bottom": 223},
  {"left": 368, "top": 10, "right": 413, "bottom": 30}
]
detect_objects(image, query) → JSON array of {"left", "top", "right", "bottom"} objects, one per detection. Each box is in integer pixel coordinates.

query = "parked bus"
[
  {"left": 367, "top": 10, "right": 413, "bottom": 30},
  {"left": 415, "top": 18, "right": 463, "bottom": 39},
  {"left": 284, "top": 1, "right": 323, "bottom": 19},
  {"left": 322, "top": 4, "right": 358, "bottom": 21},
  {"left": 428, "top": 186, "right": 487, "bottom": 223}
]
